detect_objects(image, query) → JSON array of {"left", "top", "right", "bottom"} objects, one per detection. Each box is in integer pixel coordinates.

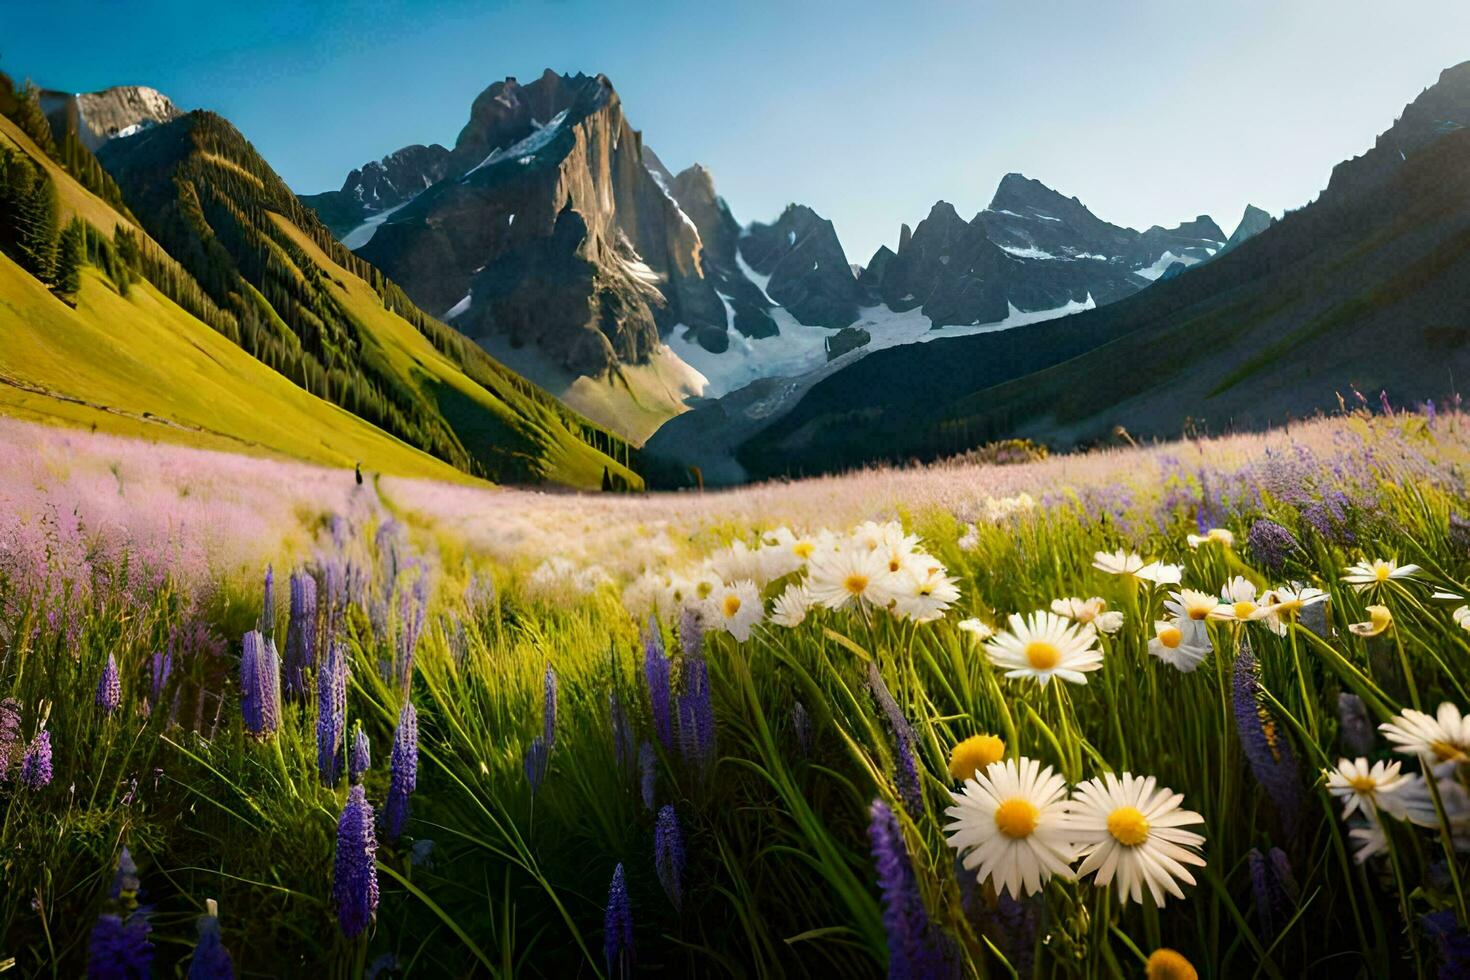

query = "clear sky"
[{"left": 7, "top": 0, "right": 1470, "bottom": 262}]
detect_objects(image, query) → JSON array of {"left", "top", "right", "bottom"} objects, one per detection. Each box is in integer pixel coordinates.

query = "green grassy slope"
[{"left": 95, "top": 111, "right": 638, "bottom": 489}]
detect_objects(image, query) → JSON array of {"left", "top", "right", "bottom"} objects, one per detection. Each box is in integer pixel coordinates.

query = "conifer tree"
[
  {"left": 15, "top": 167, "right": 58, "bottom": 281},
  {"left": 54, "top": 217, "right": 85, "bottom": 298}
]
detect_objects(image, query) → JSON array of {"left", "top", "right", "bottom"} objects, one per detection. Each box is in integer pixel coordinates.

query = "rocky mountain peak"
[{"left": 38, "top": 84, "right": 182, "bottom": 150}]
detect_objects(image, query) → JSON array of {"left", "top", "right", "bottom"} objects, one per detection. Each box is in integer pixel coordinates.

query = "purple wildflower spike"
[
  {"left": 382, "top": 700, "right": 418, "bottom": 840},
  {"left": 1233, "top": 642, "right": 1303, "bottom": 835},
  {"left": 638, "top": 741, "right": 656, "bottom": 811},
  {"left": 239, "top": 630, "right": 281, "bottom": 738},
  {"left": 868, "top": 799, "right": 954, "bottom": 979},
  {"left": 333, "top": 785, "right": 379, "bottom": 938},
  {"left": 20, "top": 729, "right": 52, "bottom": 789},
  {"left": 604, "top": 863, "right": 634, "bottom": 976},
  {"left": 317, "top": 640, "right": 347, "bottom": 784},
  {"left": 643, "top": 626, "right": 673, "bottom": 753},
  {"left": 654, "top": 805, "right": 685, "bottom": 910},
  {"left": 284, "top": 570, "right": 318, "bottom": 700},
  {"left": 87, "top": 911, "right": 153, "bottom": 978},
  {"left": 349, "top": 721, "right": 371, "bottom": 784},
  {"left": 186, "top": 899, "right": 234, "bottom": 979},
  {"left": 96, "top": 653, "right": 121, "bottom": 714}
]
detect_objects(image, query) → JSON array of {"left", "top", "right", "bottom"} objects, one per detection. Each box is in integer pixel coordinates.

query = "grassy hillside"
[{"left": 94, "top": 110, "right": 638, "bottom": 489}]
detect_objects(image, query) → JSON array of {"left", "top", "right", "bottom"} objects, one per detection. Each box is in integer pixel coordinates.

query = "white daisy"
[
  {"left": 706, "top": 580, "right": 763, "bottom": 641},
  {"left": 769, "top": 582, "right": 811, "bottom": 628},
  {"left": 1186, "top": 527, "right": 1235, "bottom": 549},
  {"left": 1210, "top": 577, "right": 1262, "bottom": 622},
  {"left": 1324, "top": 757, "right": 1409, "bottom": 818},
  {"left": 1066, "top": 771, "right": 1206, "bottom": 907},
  {"left": 1378, "top": 773, "right": 1470, "bottom": 829},
  {"left": 1136, "top": 562, "right": 1184, "bottom": 587},
  {"left": 957, "top": 523, "right": 982, "bottom": 552},
  {"left": 957, "top": 618, "right": 995, "bottom": 642},
  {"left": 1147, "top": 619, "right": 1211, "bottom": 673},
  {"left": 709, "top": 540, "right": 769, "bottom": 587},
  {"left": 1349, "top": 817, "right": 1388, "bottom": 864},
  {"left": 984, "top": 611, "right": 1103, "bottom": 686},
  {"left": 945, "top": 757, "right": 1077, "bottom": 899},
  {"left": 1050, "top": 597, "right": 1124, "bottom": 635},
  {"left": 887, "top": 563, "right": 961, "bottom": 623},
  {"left": 1453, "top": 606, "right": 1470, "bottom": 633},
  {"left": 806, "top": 545, "right": 892, "bottom": 611},
  {"left": 850, "top": 520, "right": 910, "bottom": 555},
  {"left": 1093, "top": 550, "right": 1146, "bottom": 576},
  {"left": 621, "top": 570, "right": 663, "bottom": 620},
  {"left": 1379, "top": 702, "right": 1470, "bottom": 772},
  {"left": 1253, "top": 585, "right": 1329, "bottom": 635},
  {"left": 1342, "top": 558, "right": 1421, "bottom": 593},
  {"left": 1165, "top": 589, "right": 1220, "bottom": 623}
]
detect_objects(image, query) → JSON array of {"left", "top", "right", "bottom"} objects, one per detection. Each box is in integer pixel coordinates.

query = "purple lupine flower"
[
  {"left": 989, "top": 892, "right": 1039, "bottom": 976},
  {"left": 349, "top": 721, "right": 371, "bottom": 784},
  {"left": 542, "top": 664, "right": 558, "bottom": 748},
  {"left": 638, "top": 741, "right": 656, "bottom": 811},
  {"left": 0, "top": 698, "right": 21, "bottom": 779},
  {"left": 20, "top": 729, "right": 52, "bottom": 789},
  {"left": 333, "top": 785, "right": 379, "bottom": 938},
  {"left": 679, "top": 605, "right": 704, "bottom": 660},
  {"left": 149, "top": 652, "right": 172, "bottom": 708},
  {"left": 1424, "top": 909, "right": 1470, "bottom": 977},
  {"left": 239, "top": 630, "right": 281, "bottom": 738},
  {"left": 283, "top": 570, "right": 318, "bottom": 700},
  {"left": 524, "top": 735, "right": 550, "bottom": 797},
  {"left": 791, "top": 701, "right": 812, "bottom": 757},
  {"left": 1247, "top": 519, "right": 1298, "bottom": 574},
  {"left": 1247, "top": 847, "right": 1298, "bottom": 943},
  {"left": 610, "top": 690, "right": 636, "bottom": 772},
  {"left": 260, "top": 565, "right": 275, "bottom": 638},
  {"left": 96, "top": 653, "right": 122, "bottom": 714},
  {"left": 87, "top": 911, "right": 153, "bottom": 979},
  {"left": 868, "top": 799, "right": 954, "bottom": 979},
  {"left": 317, "top": 640, "right": 347, "bottom": 785},
  {"left": 654, "top": 804, "right": 685, "bottom": 909},
  {"left": 604, "top": 863, "right": 634, "bottom": 976},
  {"left": 186, "top": 899, "right": 234, "bottom": 980},
  {"left": 110, "top": 846, "right": 140, "bottom": 899},
  {"left": 869, "top": 664, "right": 923, "bottom": 812},
  {"left": 676, "top": 651, "right": 715, "bottom": 776},
  {"left": 1233, "top": 642, "right": 1303, "bottom": 835},
  {"left": 382, "top": 700, "right": 418, "bottom": 841},
  {"left": 643, "top": 626, "right": 673, "bottom": 753},
  {"left": 1337, "top": 693, "right": 1375, "bottom": 757},
  {"left": 395, "top": 568, "right": 428, "bottom": 694}
]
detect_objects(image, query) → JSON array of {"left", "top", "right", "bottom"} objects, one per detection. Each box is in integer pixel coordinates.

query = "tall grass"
[{"left": 0, "top": 408, "right": 1467, "bottom": 976}]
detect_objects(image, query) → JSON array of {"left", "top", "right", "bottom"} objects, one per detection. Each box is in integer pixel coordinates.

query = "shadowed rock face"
[
  {"left": 1219, "top": 204, "right": 1273, "bottom": 255},
  {"left": 299, "top": 144, "right": 451, "bottom": 237},
  {"left": 39, "top": 85, "right": 181, "bottom": 150},
  {"left": 739, "top": 204, "right": 866, "bottom": 329},
  {"left": 355, "top": 70, "right": 725, "bottom": 378}
]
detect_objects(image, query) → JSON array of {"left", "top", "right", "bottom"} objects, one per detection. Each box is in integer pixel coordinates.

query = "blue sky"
[{"left": 7, "top": 0, "right": 1470, "bottom": 261}]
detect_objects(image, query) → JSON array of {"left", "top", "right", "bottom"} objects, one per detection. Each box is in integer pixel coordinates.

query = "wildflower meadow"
[{"left": 2, "top": 406, "right": 1470, "bottom": 977}]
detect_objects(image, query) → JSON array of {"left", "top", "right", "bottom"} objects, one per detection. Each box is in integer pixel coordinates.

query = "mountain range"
[{"left": 2, "top": 57, "right": 1464, "bottom": 490}]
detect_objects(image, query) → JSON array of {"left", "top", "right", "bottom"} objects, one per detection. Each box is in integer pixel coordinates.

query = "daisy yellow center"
[
  {"left": 889, "top": 559, "right": 902, "bottom": 572},
  {"left": 1349, "top": 775, "right": 1378, "bottom": 793},
  {"left": 1274, "top": 599, "right": 1303, "bottom": 615},
  {"left": 1024, "top": 641, "right": 1061, "bottom": 670},
  {"left": 1375, "top": 564, "right": 1392, "bottom": 582},
  {"left": 1106, "top": 806, "right": 1151, "bottom": 846},
  {"left": 948, "top": 734, "right": 1005, "bottom": 780},
  {"left": 993, "top": 798, "right": 1039, "bottom": 839},
  {"left": 1145, "top": 948, "right": 1197, "bottom": 980},
  {"left": 1233, "top": 601, "right": 1256, "bottom": 619},
  {"left": 722, "top": 594, "right": 742, "bottom": 618},
  {"left": 1431, "top": 740, "right": 1468, "bottom": 763},
  {"left": 793, "top": 541, "right": 814, "bottom": 559},
  {"left": 1158, "top": 626, "right": 1182, "bottom": 649},
  {"left": 843, "top": 573, "right": 869, "bottom": 596},
  {"left": 1187, "top": 603, "right": 1210, "bottom": 620},
  {"left": 696, "top": 581, "right": 714, "bottom": 599}
]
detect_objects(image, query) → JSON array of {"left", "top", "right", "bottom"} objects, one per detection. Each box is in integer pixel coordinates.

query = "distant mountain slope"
[
  {"left": 95, "top": 109, "right": 638, "bottom": 489},
  {"left": 0, "top": 114, "right": 472, "bottom": 481},
  {"left": 736, "top": 62, "right": 1470, "bottom": 480},
  {"left": 299, "top": 143, "right": 451, "bottom": 239},
  {"left": 38, "top": 85, "right": 181, "bottom": 150}
]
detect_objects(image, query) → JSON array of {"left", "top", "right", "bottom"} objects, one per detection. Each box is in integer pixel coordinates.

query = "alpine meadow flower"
[
  {"left": 96, "top": 653, "right": 121, "bottom": 714},
  {"left": 1247, "top": 847, "right": 1299, "bottom": 944},
  {"left": 1324, "top": 757, "right": 1409, "bottom": 817},
  {"left": 948, "top": 734, "right": 1005, "bottom": 782},
  {"left": 20, "top": 729, "right": 52, "bottom": 789},
  {"left": 1148, "top": 619, "right": 1211, "bottom": 672},
  {"left": 1136, "top": 562, "right": 1184, "bottom": 587},
  {"left": 887, "top": 562, "right": 961, "bottom": 623},
  {"left": 283, "top": 569, "right": 318, "bottom": 700},
  {"left": 1247, "top": 519, "right": 1299, "bottom": 573},
  {"left": 604, "top": 863, "right": 634, "bottom": 976},
  {"left": 333, "top": 785, "right": 379, "bottom": 938},
  {"left": 1093, "top": 549, "right": 1146, "bottom": 576},
  {"left": 239, "top": 630, "right": 281, "bottom": 738},
  {"left": 807, "top": 544, "right": 893, "bottom": 611},
  {"left": 1379, "top": 702, "right": 1470, "bottom": 772},
  {"left": 769, "top": 582, "right": 811, "bottom": 628},
  {"left": 88, "top": 910, "right": 154, "bottom": 978},
  {"left": 1145, "top": 948, "right": 1198, "bottom": 980},
  {"left": 1211, "top": 577, "right": 1262, "bottom": 623},
  {"left": 1455, "top": 605, "right": 1470, "bottom": 633},
  {"left": 643, "top": 628, "right": 674, "bottom": 753},
  {"left": 706, "top": 580, "right": 762, "bottom": 641},
  {"left": 1050, "top": 597, "right": 1123, "bottom": 634},
  {"left": 1255, "top": 585, "right": 1329, "bottom": 635},
  {"left": 187, "top": 899, "right": 234, "bottom": 980},
  {"left": 349, "top": 721, "right": 371, "bottom": 784},
  {"left": 1233, "top": 643, "right": 1303, "bottom": 834},
  {"left": 1165, "top": 589, "right": 1219, "bottom": 623},
  {"left": 1067, "top": 771, "right": 1207, "bottom": 906},
  {"left": 957, "top": 618, "right": 995, "bottom": 642},
  {"left": 1348, "top": 605, "right": 1393, "bottom": 637},
  {"left": 1342, "top": 558, "right": 1421, "bottom": 593},
  {"left": 985, "top": 611, "right": 1103, "bottom": 686},
  {"left": 654, "top": 805, "right": 685, "bottom": 909},
  {"left": 945, "top": 757, "right": 1077, "bottom": 899},
  {"left": 1187, "top": 527, "right": 1234, "bottom": 549},
  {"left": 382, "top": 700, "right": 418, "bottom": 841},
  {"left": 869, "top": 799, "right": 956, "bottom": 979},
  {"left": 317, "top": 640, "right": 347, "bottom": 785}
]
